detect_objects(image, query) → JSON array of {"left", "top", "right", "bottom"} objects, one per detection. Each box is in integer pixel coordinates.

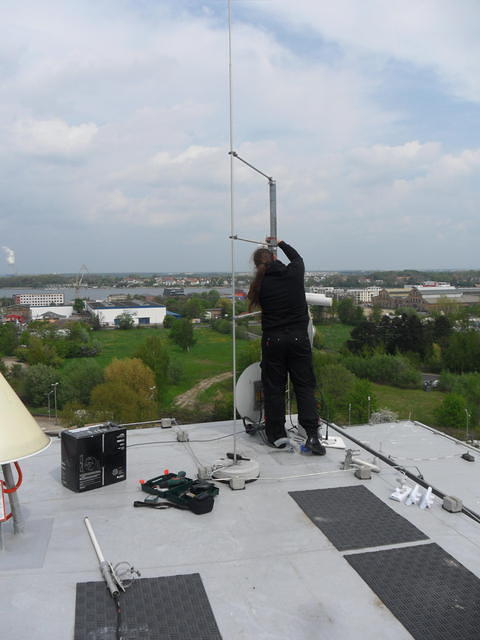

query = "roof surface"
[
  {"left": 87, "top": 300, "right": 165, "bottom": 309},
  {"left": 1, "top": 419, "right": 480, "bottom": 639}
]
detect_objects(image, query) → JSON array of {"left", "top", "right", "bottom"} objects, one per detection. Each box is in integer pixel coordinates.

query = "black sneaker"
[{"left": 305, "top": 434, "right": 326, "bottom": 456}]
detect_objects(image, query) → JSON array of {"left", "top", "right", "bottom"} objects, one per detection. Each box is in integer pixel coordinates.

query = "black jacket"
[{"left": 259, "top": 241, "right": 309, "bottom": 333}]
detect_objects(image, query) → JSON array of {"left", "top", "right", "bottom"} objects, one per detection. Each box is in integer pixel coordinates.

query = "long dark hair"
[{"left": 247, "top": 247, "right": 274, "bottom": 311}]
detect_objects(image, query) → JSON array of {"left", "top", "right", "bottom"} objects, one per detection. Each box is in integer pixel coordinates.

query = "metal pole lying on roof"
[{"left": 84, "top": 516, "right": 124, "bottom": 598}]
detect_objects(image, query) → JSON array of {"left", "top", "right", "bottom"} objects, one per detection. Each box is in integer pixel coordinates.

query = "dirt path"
[
  {"left": 2, "top": 356, "right": 27, "bottom": 370},
  {"left": 173, "top": 371, "right": 232, "bottom": 408}
]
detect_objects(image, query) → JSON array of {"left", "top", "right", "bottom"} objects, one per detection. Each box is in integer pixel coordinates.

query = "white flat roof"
[{"left": 1, "top": 420, "right": 479, "bottom": 639}]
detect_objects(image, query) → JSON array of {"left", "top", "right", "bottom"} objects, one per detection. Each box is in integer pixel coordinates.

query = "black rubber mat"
[
  {"left": 346, "top": 543, "right": 480, "bottom": 640},
  {"left": 289, "top": 484, "right": 428, "bottom": 550},
  {"left": 75, "top": 573, "right": 222, "bottom": 640}
]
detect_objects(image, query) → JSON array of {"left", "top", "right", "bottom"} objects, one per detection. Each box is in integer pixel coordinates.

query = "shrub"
[
  {"left": 343, "top": 354, "right": 421, "bottom": 388},
  {"left": 434, "top": 393, "right": 467, "bottom": 429}
]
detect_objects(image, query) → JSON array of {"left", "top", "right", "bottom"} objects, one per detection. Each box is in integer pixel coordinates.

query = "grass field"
[
  {"left": 315, "top": 323, "right": 353, "bottom": 351},
  {"left": 60, "top": 326, "right": 244, "bottom": 408},
  {"left": 51, "top": 322, "right": 469, "bottom": 435},
  {"left": 371, "top": 383, "right": 443, "bottom": 426}
]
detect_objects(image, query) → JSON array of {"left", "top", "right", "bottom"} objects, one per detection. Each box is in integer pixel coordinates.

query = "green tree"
[
  {"left": 204, "top": 289, "right": 220, "bottom": 307},
  {"left": 0, "top": 323, "right": 19, "bottom": 356},
  {"left": 432, "top": 315, "right": 452, "bottom": 344},
  {"left": 170, "top": 319, "right": 196, "bottom": 351},
  {"left": 22, "top": 364, "right": 59, "bottom": 407},
  {"left": 90, "top": 381, "right": 157, "bottom": 423},
  {"left": 442, "top": 331, "right": 480, "bottom": 373},
  {"left": 62, "top": 360, "right": 105, "bottom": 405},
  {"left": 434, "top": 393, "right": 467, "bottom": 429},
  {"left": 344, "top": 354, "right": 421, "bottom": 388},
  {"left": 370, "top": 305, "right": 383, "bottom": 324},
  {"left": 73, "top": 298, "right": 85, "bottom": 314},
  {"left": 19, "top": 335, "right": 63, "bottom": 367},
  {"left": 335, "top": 298, "right": 364, "bottom": 325},
  {"left": 237, "top": 338, "right": 261, "bottom": 373},
  {"left": 337, "top": 298, "right": 358, "bottom": 325},
  {"left": 116, "top": 312, "right": 135, "bottom": 329},
  {"left": 347, "top": 321, "right": 379, "bottom": 355},
  {"left": 89, "top": 358, "right": 157, "bottom": 423},
  {"left": 219, "top": 298, "right": 233, "bottom": 318},
  {"left": 63, "top": 321, "right": 101, "bottom": 358},
  {"left": 163, "top": 314, "right": 177, "bottom": 329},
  {"left": 183, "top": 297, "right": 204, "bottom": 319},
  {"left": 134, "top": 335, "right": 170, "bottom": 395}
]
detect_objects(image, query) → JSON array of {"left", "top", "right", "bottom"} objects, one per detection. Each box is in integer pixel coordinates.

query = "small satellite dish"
[{"left": 235, "top": 362, "right": 262, "bottom": 421}]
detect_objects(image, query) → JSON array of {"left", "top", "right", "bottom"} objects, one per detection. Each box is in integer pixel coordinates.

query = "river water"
[{"left": 0, "top": 286, "right": 236, "bottom": 303}]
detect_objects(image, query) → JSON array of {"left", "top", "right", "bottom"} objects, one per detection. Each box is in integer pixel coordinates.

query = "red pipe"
[
  {"left": 1, "top": 480, "right": 12, "bottom": 521},
  {"left": 3, "top": 462, "right": 22, "bottom": 494}
]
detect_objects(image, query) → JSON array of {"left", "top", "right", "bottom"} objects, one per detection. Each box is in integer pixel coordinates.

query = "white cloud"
[
  {"left": 0, "top": 2, "right": 479, "bottom": 271},
  {"left": 253, "top": 1, "right": 480, "bottom": 103},
  {"left": 12, "top": 118, "right": 98, "bottom": 156}
]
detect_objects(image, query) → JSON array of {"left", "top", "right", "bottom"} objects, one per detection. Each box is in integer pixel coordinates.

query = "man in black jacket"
[{"left": 247, "top": 238, "right": 326, "bottom": 455}]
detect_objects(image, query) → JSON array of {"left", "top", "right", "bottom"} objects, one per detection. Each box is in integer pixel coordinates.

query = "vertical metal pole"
[
  {"left": 53, "top": 382, "right": 58, "bottom": 424},
  {"left": 269, "top": 179, "right": 277, "bottom": 254},
  {"left": 228, "top": 0, "right": 238, "bottom": 461},
  {"left": 1, "top": 463, "right": 24, "bottom": 534}
]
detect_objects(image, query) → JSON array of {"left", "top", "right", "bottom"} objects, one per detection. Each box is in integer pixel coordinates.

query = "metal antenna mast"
[
  {"left": 227, "top": 0, "right": 238, "bottom": 462},
  {"left": 221, "top": 0, "right": 267, "bottom": 483}
]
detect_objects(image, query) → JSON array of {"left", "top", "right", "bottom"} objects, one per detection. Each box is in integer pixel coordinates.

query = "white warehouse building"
[{"left": 86, "top": 300, "right": 166, "bottom": 327}]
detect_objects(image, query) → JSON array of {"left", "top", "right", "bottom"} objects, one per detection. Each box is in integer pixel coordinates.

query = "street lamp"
[
  {"left": 47, "top": 389, "right": 54, "bottom": 420},
  {"left": 348, "top": 403, "right": 352, "bottom": 426},
  {"left": 367, "top": 396, "right": 371, "bottom": 423},
  {"left": 51, "top": 383, "right": 59, "bottom": 425}
]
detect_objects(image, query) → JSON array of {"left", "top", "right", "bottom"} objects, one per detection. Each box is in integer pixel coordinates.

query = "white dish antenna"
[{"left": 235, "top": 362, "right": 262, "bottom": 421}]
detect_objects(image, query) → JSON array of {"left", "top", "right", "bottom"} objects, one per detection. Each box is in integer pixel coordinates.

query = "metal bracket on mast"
[
  {"left": 229, "top": 150, "right": 277, "bottom": 253},
  {"left": 229, "top": 235, "right": 268, "bottom": 246}
]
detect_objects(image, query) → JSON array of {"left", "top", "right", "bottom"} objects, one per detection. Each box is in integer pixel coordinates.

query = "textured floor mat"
[
  {"left": 346, "top": 543, "right": 480, "bottom": 640},
  {"left": 75, "top": 573, "right": 222, "bottom": 640},
  {"left": 289, "top": 484, "right": 428, "bottom": 550}
]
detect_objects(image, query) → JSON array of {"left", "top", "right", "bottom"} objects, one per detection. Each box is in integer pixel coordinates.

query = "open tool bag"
[{"left": 135, "top": 471, "right": 219, "bottom": 515}]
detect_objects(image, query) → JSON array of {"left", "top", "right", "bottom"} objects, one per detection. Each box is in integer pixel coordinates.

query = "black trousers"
[{"left": 261, "top": 331, "right": 318, "bottom": 443}]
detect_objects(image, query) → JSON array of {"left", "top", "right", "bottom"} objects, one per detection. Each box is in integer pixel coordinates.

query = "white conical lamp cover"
[{"left": 0, "top": 372, "right": 51, "bottom": 464}]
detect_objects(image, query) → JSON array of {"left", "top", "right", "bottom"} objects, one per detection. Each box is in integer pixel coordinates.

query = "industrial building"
[
  {"left": 85, "top": 299, "right": 166, "bottom": 327},
  {"left": 13, "top": 292, "right": 65, "bottom": 306},
  {"left": 30, "top": 306, "right": 73, "bottom": 321}
]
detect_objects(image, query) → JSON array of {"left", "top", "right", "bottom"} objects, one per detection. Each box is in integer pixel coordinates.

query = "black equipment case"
[{"left": 61, "top": 422, "right": 126, "bottom": 492}]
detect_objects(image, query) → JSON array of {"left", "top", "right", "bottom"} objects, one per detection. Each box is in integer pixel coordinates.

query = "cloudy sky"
[{"left": 1, "top": 1, "right": 480, "bottom": 274}]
